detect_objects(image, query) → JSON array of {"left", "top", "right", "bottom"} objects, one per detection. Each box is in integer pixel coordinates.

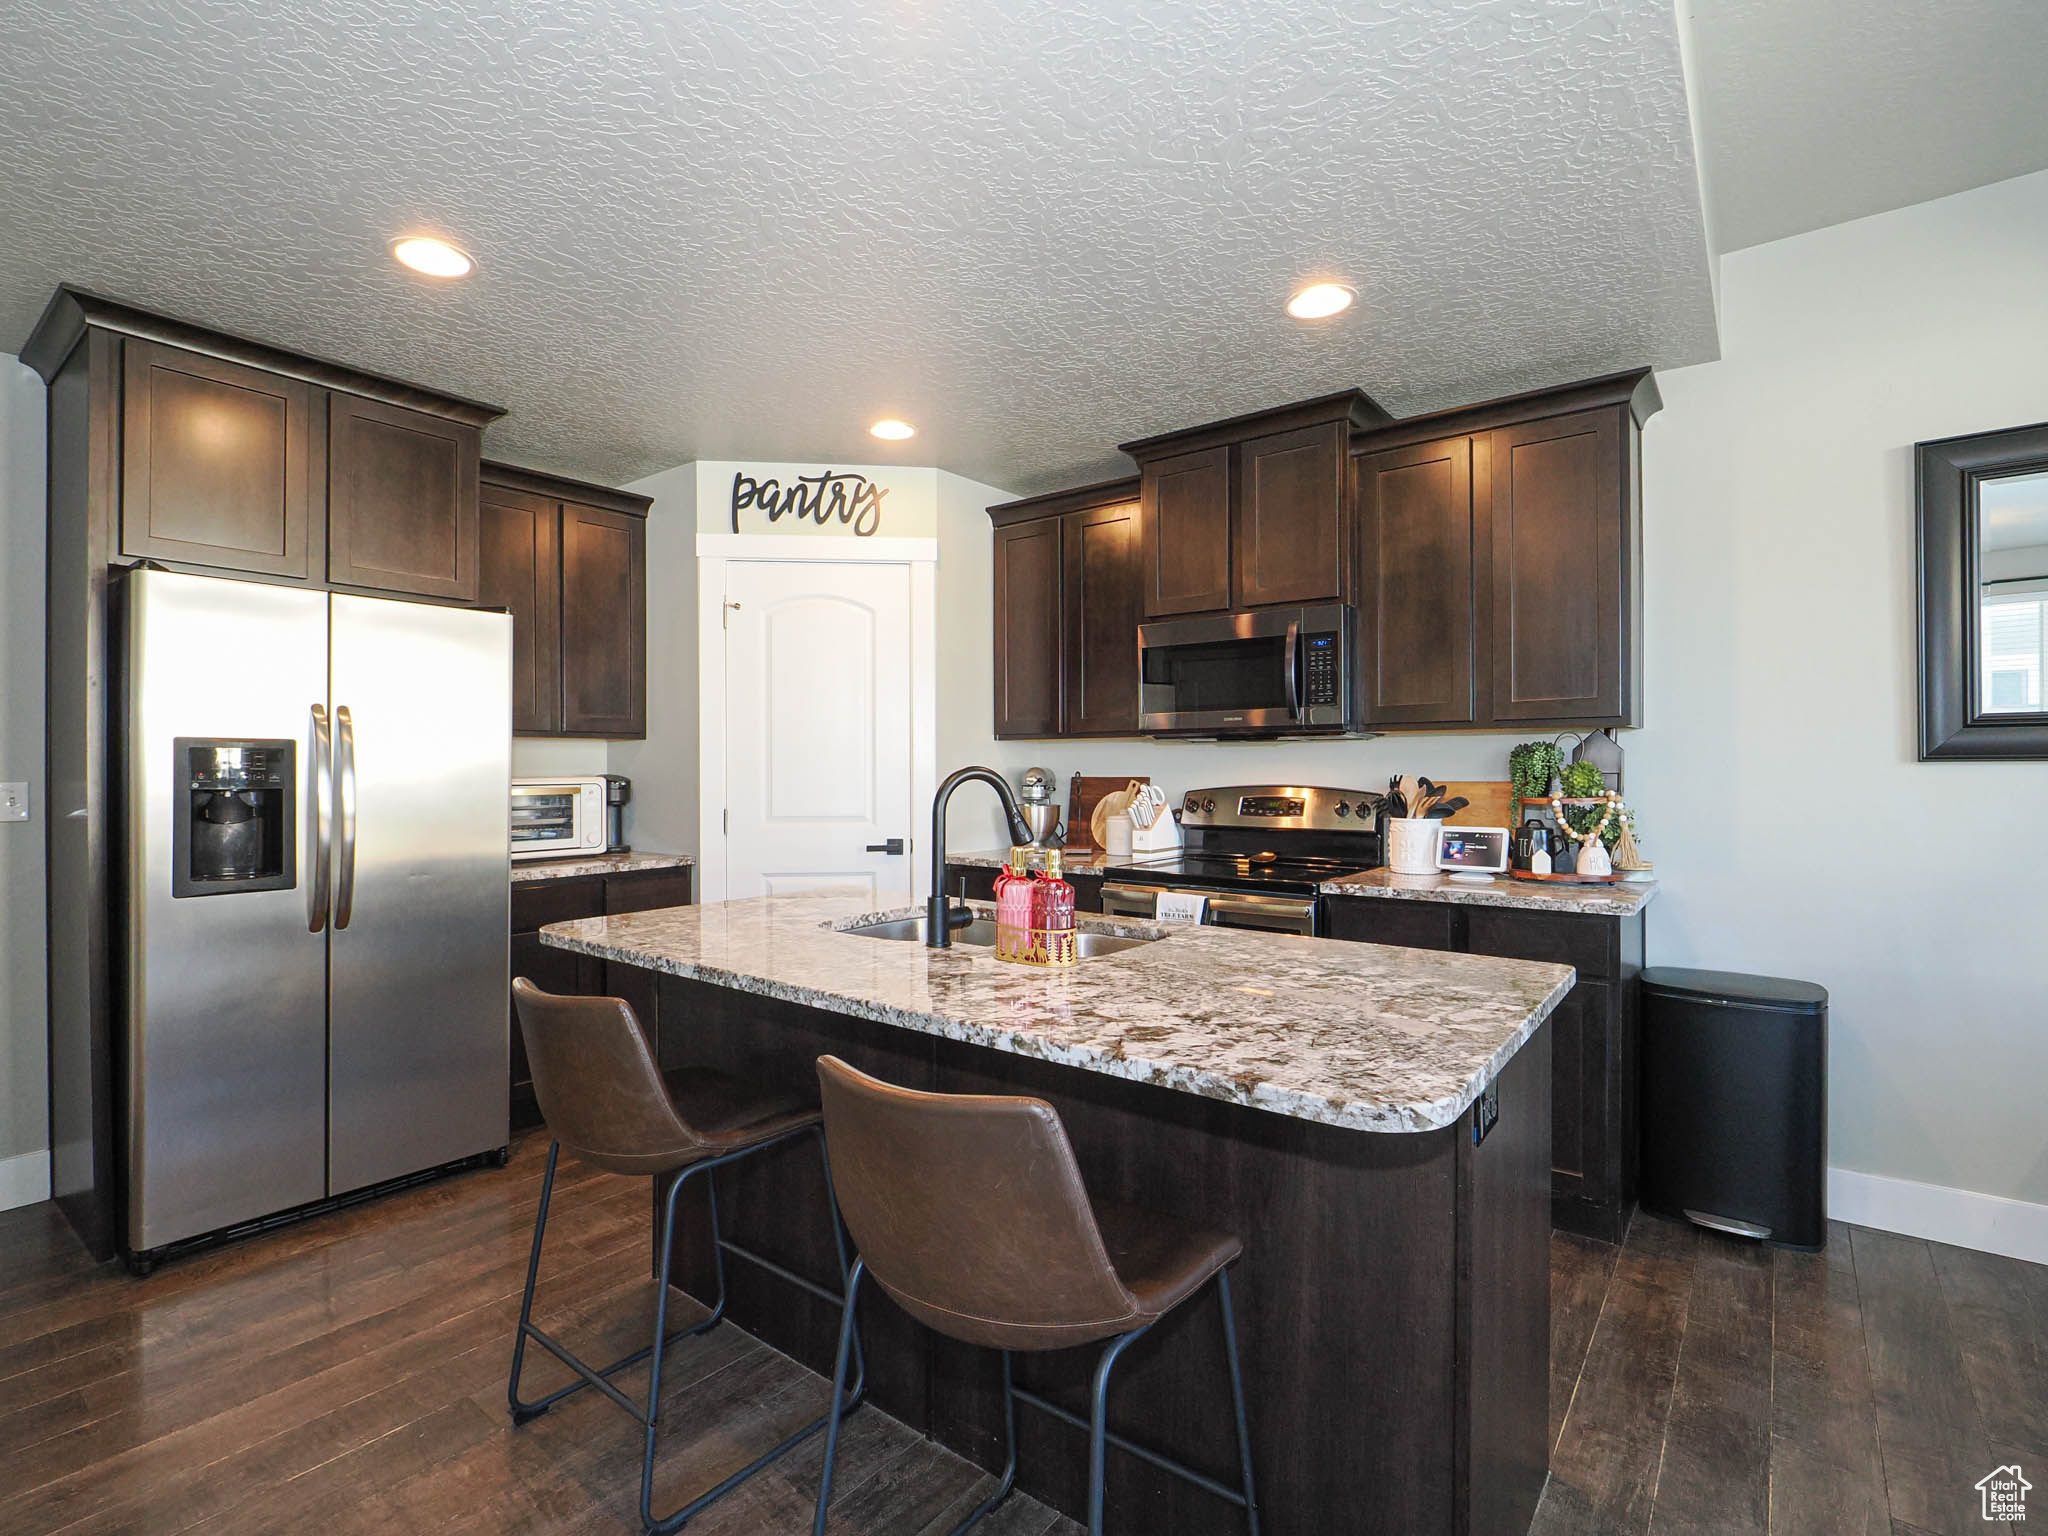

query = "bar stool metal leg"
[
  {"left": 943, "top": 1350, "right": 1018, "bottom": 1536},
  {"left": 1087, "top": 1328, "right": 1148, "bottom": 1536},
  {"left": 1217, "top": 1268, "right": 1260, "bottom": 1536},
  {"left": 812, "top": 1255, "right": 866, "bottom": 1536}
]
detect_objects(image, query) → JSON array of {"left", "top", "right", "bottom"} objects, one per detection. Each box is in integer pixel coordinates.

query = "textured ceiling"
[
  {"left": 0, "top": 0, "right": 1718, "bottom": 495},
  {"left": 1687, "top": 0, "right": 2048, "bottom": 253}
]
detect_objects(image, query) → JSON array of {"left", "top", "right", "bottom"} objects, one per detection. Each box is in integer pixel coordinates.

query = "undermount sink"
[{"left": 842, "top": 914, "right": 1156, "bottom": 958}]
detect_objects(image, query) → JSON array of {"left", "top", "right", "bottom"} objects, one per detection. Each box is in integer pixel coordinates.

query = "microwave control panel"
[{"left": 1303, "top": 633, "right": 1340, "bottom": 706}]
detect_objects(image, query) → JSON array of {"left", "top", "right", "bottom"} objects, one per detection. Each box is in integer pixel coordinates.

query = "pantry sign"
[{"left": 700, "top": 462, "right": 937, "bottom": 540}]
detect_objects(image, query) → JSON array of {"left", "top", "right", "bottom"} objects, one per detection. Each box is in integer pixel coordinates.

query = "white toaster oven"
[{"left": 510, "top": 777, "right": 608, "bottom": 861}]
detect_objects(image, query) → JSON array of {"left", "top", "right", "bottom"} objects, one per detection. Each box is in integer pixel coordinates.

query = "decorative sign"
[{"left": 729, "top": 469, "right": 890, "bottom": 538}]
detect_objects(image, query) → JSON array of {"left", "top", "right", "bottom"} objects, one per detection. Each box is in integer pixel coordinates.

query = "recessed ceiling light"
[
  {"left": 869, "top": 418, "right": 916, "bottom": 441},
  {"left": 391, "top": 236, "right": 474, "bottom": 279},
  {"left": 1285, "top": 282, "right": 1354, "bottom": 320}
]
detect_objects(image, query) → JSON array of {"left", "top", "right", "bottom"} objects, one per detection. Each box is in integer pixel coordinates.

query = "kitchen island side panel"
[{"left": 647, "top": 967, "right": 1550, "bottom": 1536}]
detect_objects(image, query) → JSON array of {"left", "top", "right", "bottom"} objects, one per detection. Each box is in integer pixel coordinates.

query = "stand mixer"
[{"left": 1016, "top": 766, "right": 1064, "bottom": 847}]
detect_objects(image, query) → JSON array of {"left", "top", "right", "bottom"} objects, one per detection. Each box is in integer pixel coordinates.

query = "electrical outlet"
[{"left": 0, "top": 782, "right": 29, "bottom": 822}]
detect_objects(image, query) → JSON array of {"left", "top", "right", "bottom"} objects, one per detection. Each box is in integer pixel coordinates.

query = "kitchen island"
[{"left": 541, "top": 891, "right": 1573, "bottom": 1536}]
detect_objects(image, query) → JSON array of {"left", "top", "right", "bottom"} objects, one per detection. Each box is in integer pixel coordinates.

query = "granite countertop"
[
  {"left": 1321, "top": 868, "right": 1657, "bottom": 917},
  {"left": 512, "top": 851, "right": 696, "bottom": 884},
  {"left": 539, "top": 889, "right": 1573, "bottom": 1135}
]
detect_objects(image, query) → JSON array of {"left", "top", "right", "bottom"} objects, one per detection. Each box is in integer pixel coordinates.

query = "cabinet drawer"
[
  {"left": 511, "top": 875, "right": 605, "bottom": 934},
  {"left": 1322, "top": 897, "right": 1458, "bottom": 951},
  {"left": 604, "top": 869, "right": 694, "bottom": 916},
  {"left": 1465, "top": 907, "right": 1615, "bottom": 979}
]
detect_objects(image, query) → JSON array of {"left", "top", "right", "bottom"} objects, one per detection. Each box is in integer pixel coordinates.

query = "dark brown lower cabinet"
[
  {"left": 508, "top": 865, "right": 694, "bottom": 1130},
  {"left": 1324, "top": 894, "right": 1643, "bottom": 1242}
]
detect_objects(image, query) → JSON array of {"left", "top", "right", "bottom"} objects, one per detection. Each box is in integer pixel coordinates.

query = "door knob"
[{"left": 865, "top": 838, "right": 906, "bottom": 855}]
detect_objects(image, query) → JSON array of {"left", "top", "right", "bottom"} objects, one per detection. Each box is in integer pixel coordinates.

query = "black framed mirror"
[{"left": 1917, "top": 421, "right": 2048, "bottom": 759}]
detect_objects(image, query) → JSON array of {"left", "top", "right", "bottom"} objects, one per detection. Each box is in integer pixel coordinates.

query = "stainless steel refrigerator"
[{"left": 121, "top": 569, "right": 511, "bottom": 1257}]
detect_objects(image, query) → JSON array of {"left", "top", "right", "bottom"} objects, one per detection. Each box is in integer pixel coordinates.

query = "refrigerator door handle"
[
  {"left": 309, "top": 703, "right": 332, "bottom": 932},
  {"left": 334, "top": 704, "right": 358, "bottom": 930}
]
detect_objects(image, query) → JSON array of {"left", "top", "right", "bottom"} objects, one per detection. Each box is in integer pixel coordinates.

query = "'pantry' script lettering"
[{"left": 730, "top": 471, "right": 889, "bottom": 537}]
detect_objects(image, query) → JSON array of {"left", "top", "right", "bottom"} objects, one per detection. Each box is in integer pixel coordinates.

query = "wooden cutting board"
[
  {"left": 1438, "top": 780, "right": 1514, "bottom": 828},
  {"left": 1065, "top": 775, "right": 1148, "bottom": 852}
]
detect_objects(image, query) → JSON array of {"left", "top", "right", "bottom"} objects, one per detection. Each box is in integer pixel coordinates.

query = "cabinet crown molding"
[
  {"left": 1349, "top": 368, "right": 1661, "bottom": 458},
  {"left": 21, "top": 285, "right": 506, "bottom": 428},
  {"left": 482, "top": 460, "right": 653, "bottom": 518},
  {"left": 1118, "top": 388, "right": 1391, "bottom": 461},
  {"left": 985, "top": 475, "right": 1138, "bottom": 527}
]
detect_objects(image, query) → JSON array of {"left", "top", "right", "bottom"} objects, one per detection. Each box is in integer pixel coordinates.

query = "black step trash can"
[{"left": 1639, "top": 967, "right": 1828, "bottom": 1249}]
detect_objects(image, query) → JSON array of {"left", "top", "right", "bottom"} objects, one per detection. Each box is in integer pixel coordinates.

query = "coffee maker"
[
  {"left": 603, "top": 774, "right": 631, "bottom": 852},
  {"left": 172, "top": 739, "right": 296, "bottom": 897}
]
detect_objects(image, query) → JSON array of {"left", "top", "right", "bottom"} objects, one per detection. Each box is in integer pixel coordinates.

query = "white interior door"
[{"left": 723, "top": 560, "right": 915, "bottom": 901}]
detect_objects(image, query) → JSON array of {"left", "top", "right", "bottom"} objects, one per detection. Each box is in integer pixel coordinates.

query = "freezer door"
[
  {"left": 327, "top": 595, "right": 512, "bottom": 1193},
  {"left": 124, "top": 571, "right": 331, "bottom": 1251}
]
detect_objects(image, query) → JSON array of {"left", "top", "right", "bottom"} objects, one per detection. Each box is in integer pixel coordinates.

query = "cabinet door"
[
  {"left": 559, "top": 502, "right": 647, "bottom": 737},
  {"left": 1321, "top": 896, "right": 1459, "bottom": 951},
  {"left": 479, "top": 485, "right": 561, "bottom": 735},
  {"left": 1139, "top": 445, "right": 1231, "bottom": 616},
  {"left": 327, "top": 393, "right": 481, "bottom": 600},
  {"left": 120, "top": 339, "right": 313, "bottom": 577},
  {"left": 1487, "top": 409, "right": 1626, "bottom": 723},
  {"left": 992, "top": 517, "right": 1064, "bottom": 737},
  {"left": 1357, "top": 434, "right": 1481, "bottom": 725},
  {"left": 1062, "top": 500, "right": 1140, "bottom": 734},
  {"left": 1235, "top": 422, "right": 1346, "bottom": 607},
  {"left": 1547, "top": 979, "right": 1615, "bottom": 1221}
]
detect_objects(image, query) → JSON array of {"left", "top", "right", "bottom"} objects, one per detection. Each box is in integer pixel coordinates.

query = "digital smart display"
[{"left": 1436, "top": 827, "right": 1510, "bottom": 873}]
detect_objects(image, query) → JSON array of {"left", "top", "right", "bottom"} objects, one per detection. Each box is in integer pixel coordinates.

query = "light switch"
[{"left": 0, "top": 782, "right": 28, "bottom": 822}]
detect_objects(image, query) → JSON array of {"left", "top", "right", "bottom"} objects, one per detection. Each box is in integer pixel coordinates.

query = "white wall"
[
  {"left": 1634, "top": 169, "right": 2048, "bottom": 1213},
  {"left": 0, "top": 356, "right": 50, "bottom": 1207},
  {"left": 605, "top": 464, "right": 699, "bottom": 857}
]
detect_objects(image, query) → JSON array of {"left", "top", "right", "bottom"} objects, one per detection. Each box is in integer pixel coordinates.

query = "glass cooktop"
[{"left": 1098, "top": 851, "right": 1373, "bottom": 895}]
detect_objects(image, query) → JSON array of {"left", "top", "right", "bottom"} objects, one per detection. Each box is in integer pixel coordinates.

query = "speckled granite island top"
[
  {"left": 1322, "top": 867, "right": 1657, "bottom": 917},
  {"left": 540, "top": 889, "right": 1574, "bottom": 1134},
  {"left": 512, "top": 851, "right": 696, "bottom": 883}
]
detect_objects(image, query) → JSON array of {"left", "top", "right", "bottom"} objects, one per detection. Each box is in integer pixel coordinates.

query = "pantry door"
[{"left": 721, "top": 560, "right": 915, "bottom": 901}]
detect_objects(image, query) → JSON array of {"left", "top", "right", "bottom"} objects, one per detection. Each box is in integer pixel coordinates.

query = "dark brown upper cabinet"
[
  {"left": 1137, "top": 446, "right": 1230, "bottom": 616},
  {"left": 1356, "top": 433, "right": 1483, "bottom": 726},
  {"left": 483, "top": 463, "right": 651, "bottom": 740},
  {"left": 1486, "top": 408, "right": 1628, "bottom": 724},
  {"left": 1062, "top": 496, "right": 1142, "bottom": 734},
  {"left": 992, "top": 517, "right": 1065, "bottom": 737},
  {"left": 560, "top": 501, "right": 647, "bottom": 737},
  {"left": 988, "top": 479, "right": 1142, "bottom": 738},
  {"left": 1235, "top": 421, "right": 1350, "bottom": 607},
  {"left": 479, "top": 482, "right": 561, "bottom": 734},
  {"left": 1123, "top": 391, "right": 1390, "bottom": 618},
  {"left": 327, "top": 394, "right": 481, "bottom": 601},
  {"left": 1916, "top": 420, "right": 2048, "bottom": 759},
  {"left": 1348, "top": 370, "right": 1658, "bottom": 732},
  {"left": 118, "top": 338, "right": 314, "bottom": 578}
]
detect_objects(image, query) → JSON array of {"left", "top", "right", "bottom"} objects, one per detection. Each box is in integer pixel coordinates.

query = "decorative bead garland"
[{"left": 1551, "top": 791, "right": 1619, "bottom": 848}]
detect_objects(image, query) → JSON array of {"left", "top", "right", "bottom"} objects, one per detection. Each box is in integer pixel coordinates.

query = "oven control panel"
[{"left": 1178, "top": 785, "right": 1385, "bottom": 832}]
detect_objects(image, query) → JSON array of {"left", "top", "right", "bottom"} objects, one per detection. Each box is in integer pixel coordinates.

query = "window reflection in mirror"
[{"left": 1978, "top": 468, "right": 2048, "bottom": 714}]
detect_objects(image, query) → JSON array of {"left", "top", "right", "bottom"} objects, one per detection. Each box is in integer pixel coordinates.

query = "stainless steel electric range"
[{"left": 1097, "top": 784, "right": 1384, "bottom": 936}]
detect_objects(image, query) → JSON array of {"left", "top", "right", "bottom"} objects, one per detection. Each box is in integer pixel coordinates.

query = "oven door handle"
[
  {"left": 1205, "top": 891, "right": 1319, "bottom": 933},
  {"left": 1099, "top": 883, "right": 1160, "bottom": 919},
  {"left": 1284, "top": 618, "right": 1302, "bottom": 721}
]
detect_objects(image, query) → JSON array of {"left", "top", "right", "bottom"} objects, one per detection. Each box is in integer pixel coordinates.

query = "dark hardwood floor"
[{"left": 1, "top": 1134, "right": 2040, "bottom": 1536}]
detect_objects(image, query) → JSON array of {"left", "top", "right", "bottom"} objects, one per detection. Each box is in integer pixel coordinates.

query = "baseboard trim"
[
  {"left": 1829, "top": 1166, "right": 2048, "bottom": 1265},
  {"left": 0, "top": 1148, "right": 51, "bottom": 1213}
]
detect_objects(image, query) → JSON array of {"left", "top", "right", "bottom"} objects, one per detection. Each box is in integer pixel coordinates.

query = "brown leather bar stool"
[
  {"left": 507, "top": 980, "right": 865, "bottom": 1535},
  {"left": 810, "top": 1055, "right": 1259, "bottom": 1536}
]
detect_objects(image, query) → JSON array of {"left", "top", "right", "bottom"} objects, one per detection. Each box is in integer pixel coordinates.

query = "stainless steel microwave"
[
  {"left": 510, "top": 776, "right": 608, "bottom": 861},
  {"left": 1138, "top": 603, "right": 1362, "bottom": 736}
]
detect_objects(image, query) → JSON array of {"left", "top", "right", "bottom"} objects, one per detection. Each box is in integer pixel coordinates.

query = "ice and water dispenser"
[{"left": 171, "top": 739, "right": 296, "bottom": 897}]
